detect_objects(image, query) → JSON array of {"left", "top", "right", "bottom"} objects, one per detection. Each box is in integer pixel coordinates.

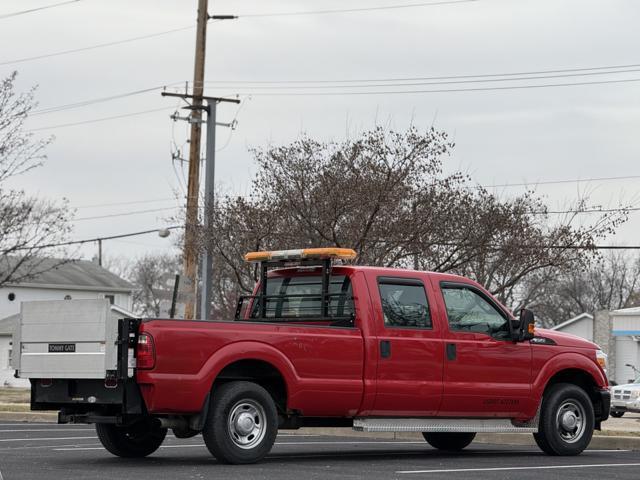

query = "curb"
[{"left": 0, "top": 411, "right": 57, "bottom": 423}]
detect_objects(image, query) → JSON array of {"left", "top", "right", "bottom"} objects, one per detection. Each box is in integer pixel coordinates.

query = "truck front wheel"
[
  {"left": 422, "top": 432, "right": 476, "bottom": 451},
  {"left": 203, "top": 381, "right": 278, "bottom": 464},
  {"left": 96, "top": 420, "right": 167, "bottom": 458},
  {"left": 533, "top": 383, "right": 594, "bottom": 456}
]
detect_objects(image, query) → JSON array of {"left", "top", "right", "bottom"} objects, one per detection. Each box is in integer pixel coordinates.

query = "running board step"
[{"left": 353, "top": 418, "right": 538, "bottom": 433}]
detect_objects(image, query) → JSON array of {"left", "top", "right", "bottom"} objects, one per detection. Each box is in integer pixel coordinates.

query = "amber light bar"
[{"left": 244, "top": 248, "right": 357, "bottom": 263}]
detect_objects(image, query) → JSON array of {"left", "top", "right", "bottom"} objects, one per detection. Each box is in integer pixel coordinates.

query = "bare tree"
[
  {"left": 0, "top": 72, "right": 72, "bottom": 286},
  {"left": 126, "top": 254, "right": 181, "bottom": 317},
  {"left": 198, "top": 126, "right": 626, "bottom": 318},
  {"left": 522, "top": 252, "right": 640, "bottom": 327}
]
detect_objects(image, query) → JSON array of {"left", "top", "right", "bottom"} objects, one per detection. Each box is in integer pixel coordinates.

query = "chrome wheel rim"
[
  {"left": 227, "top": 399, "right": 267, "bottom": 449},
  {"left": 555, "top": 399, "right": 586, "bottom": 443}
]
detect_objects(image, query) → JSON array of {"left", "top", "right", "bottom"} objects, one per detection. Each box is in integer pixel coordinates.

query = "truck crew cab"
[{"left": 14, "top": 248, "right": 610, "bottom": 464}]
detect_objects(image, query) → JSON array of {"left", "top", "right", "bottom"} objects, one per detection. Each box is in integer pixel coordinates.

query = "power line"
[
  {"left": 204, "top": 67, "right": 640, "bottom": 89},
  {"left": 31, "top": 65, "right": 640, "bottom": 118},
  {"left": 26, "top": 226, "right": 640, "bottom": 251},
  {"left": 200, "top": 62, "right": 640, "bottom": 85},
  {"left": 538, "top": 206, "right": 640, "bottom": 215},
  {"left": 69, "top": 196, "right": 637, "bottom": 220},
  {"left": 0, "top": 2, "right": 478, "bottom": 66},
  {"left": 0, "top": 25, "right": 194, "bottom": 66},
  {"left": 29, "top": 106, "right": 174, "bottom": 131},
  {"left": 14, "top": 226, "right": 183, "bottom": 251},
  {"left": 73, "top": 197, "right": 178, "bottom": 209},
  {"left": 73, "top": 207, "right": 178, "bottom": 222},
  {"left": 31, "top": 84, "right": 182, "bottom": 116},
  {"left": 27, "top": 76, "right": 640, "bottom": 132},
  {"left": 0, "top": 0, "right": 83, "bottom": 19},
  {"left": 240, "top": 0, "right": 479, "bottom": 18},
  {"left": 228, "top": 77, "right": 640, "bottom": 96},
  {"left": 478, "top": 174, "right": 640, "bottom": 188}
]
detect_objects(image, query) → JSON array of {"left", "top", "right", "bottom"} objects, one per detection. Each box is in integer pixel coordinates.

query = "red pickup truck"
[{"left": 25, "top": 248, "right": 610, "bottom": 464}]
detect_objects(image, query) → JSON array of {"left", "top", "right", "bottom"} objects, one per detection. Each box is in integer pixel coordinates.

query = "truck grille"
[{"left": 614, "top": 390, "right": 632, "bottom": 400}]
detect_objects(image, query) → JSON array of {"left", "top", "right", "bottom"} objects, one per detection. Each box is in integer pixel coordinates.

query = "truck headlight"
[
  {"left": 596, "top": 349, "right": 608, "bottom": 373},
  {"left": 632, "top": 390, "right": 640, "bottom": 399}
]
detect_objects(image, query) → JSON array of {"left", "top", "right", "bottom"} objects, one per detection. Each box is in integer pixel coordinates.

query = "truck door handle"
[
  {"left": 446, "top": 343, "right": 457, "bottom": 361},
  {"left": 380, "top": 340, "right": 391, "bottom": 359}
]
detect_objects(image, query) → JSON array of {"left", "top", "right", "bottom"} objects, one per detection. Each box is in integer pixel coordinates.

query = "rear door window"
[{"left": 378, "top": 278, "right": 432, "bottom": 329}]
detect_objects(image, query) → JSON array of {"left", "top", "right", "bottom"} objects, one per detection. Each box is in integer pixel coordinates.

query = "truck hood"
[
  {"left": 534, "top": 328, "right": 599, "bottom": 350},
  {"left": 612, "top": 383, "right": 640, "bottom": 390}
]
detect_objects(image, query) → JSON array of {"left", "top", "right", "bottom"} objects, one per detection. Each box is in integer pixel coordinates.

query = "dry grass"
[
  {"left": 0, "top": 402, "right": 30, "bottom": 412},
  {"left": 0, "top": 388, "right": 29, "bottom": 404}
]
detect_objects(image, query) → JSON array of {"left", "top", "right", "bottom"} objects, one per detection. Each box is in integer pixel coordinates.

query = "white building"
[
  {"left": 0, "top": 259, "right": 134, "bottom": 387},
  {"left": 550, "top": 313, "right": 594, "bottom": 342},
  {"left": 0, "top": 314, "right": 18, "bottom": 386},
  {"left": 609, "top": 307, "right": 640, "bottom": 385},
  {"left": 551, "top": 308, "right": 640, "bottom": 385}
]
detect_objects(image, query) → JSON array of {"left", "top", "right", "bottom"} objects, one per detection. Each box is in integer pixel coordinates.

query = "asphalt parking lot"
[{"left": 1, "top": 422, "right": 639, "bottom": 480}]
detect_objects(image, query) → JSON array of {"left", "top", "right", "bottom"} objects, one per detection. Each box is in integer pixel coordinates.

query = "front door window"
[{"left": 441, "top": 286, "right": 509, "bottom": 339}]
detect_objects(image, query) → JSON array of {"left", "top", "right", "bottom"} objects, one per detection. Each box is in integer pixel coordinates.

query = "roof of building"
[
  {"left": 2, "top": 258, "right": 133, "bottom": 293},
  {"left": 551, "top": 312, "right": 593, "bottom": 331},
  {"left": 612, "top": 306, "right": 640, "bottom": 316},
  {"left": 0, "top": 314, "right": 19, "bottom": 335}
]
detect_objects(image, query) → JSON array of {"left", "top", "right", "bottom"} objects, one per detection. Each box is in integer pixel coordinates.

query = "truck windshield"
[{"left": 240, "top": 274, "right": 354, "bottom": 323}]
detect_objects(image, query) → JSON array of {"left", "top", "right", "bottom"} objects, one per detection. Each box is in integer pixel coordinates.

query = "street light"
[{"left": 96, "top": 226, "right": 177, "bottom": 266}]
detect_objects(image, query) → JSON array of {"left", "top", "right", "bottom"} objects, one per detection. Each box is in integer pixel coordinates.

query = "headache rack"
[{"left": 235, "top": 253, "right": 355, "bottom": 324}]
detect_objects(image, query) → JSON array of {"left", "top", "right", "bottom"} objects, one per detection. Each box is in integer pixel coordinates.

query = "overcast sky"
[{"left": 1, "top": 0, "right": 639, "bottom": 261}]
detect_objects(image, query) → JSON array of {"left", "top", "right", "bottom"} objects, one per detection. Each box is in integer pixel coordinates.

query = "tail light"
[{"left": 136, "top": 333, "right": 156, "bottom": 369}]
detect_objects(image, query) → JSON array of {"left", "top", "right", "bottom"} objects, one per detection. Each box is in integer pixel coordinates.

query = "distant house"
[
  {"left": 0, "top": 314, "right": 18, "bottom": 386},
  {"left": 0, "top": 258, "right": 134, "bottom": 387},
  {"left": 550, "top": 313, "right": 594, "bottom": 342},
  {"left": 552, "top": 308, "right": 640, "bottom": 385},
  {"left": 609, "top": 306, "right": 640, "bottom": 385}
]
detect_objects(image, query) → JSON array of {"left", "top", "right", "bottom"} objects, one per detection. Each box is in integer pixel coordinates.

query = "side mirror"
[{"left": 515, "top": 308, "right": 535, "bottom": 341}]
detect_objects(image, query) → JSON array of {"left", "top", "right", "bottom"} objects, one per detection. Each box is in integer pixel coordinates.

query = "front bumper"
[
  {"left": 598, "top": 389, "right": 611, "bottom": 422},
  {"left": 611, "top": 398, "right": 640, "bottom": 413}
]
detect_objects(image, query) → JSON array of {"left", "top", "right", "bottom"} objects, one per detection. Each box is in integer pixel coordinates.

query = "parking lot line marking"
[
  {"left": 53, "top": 441, "right": 426, "bottom": 452},
  {"left": 268, "top": 451, "right": 422, "bottom": 460},
  {"left": 0, "top": 429, "right": 93, "bottom": 433},
  {"left": 54, "top": 447, "right": 105, "bottom": 451},
  {"left": 0, "top": 436, "right": 95, "bottom": 442},
  {"left": 396, "top": 463, "right": 640, "bottom": 474},
  {"left": 54, "top": 444, "right": 206, "bottom": 451},
  {"left": 275, "top": 441, "right": 425, "bottom": 445},
  {"left": 0, "top": 424, "right": 57, "bottom": 427},
  {"left": 1, "top": 443, "right": 101, "bottom": 451},
  {"left": 587, "top": 449, "right": 631, "bottom": 452}
]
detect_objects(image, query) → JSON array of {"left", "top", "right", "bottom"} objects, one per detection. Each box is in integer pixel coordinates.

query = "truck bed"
[{"left": 136, "top": 318, "right": 365, "bottom": 416}]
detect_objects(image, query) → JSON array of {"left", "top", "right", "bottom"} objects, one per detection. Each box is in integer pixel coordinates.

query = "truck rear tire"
[
  {"left": 422, "top": 432, "right": 476, "bottom": 451},
  {"left": 203, "top": 381, "right": 278, "bottom": 464},
  {"left": 96, "top": 420, "right": 167, "bottom": 458},
  {"left": 610, "top": 411, "right": 624, "bottom": 418},
  {"left": 533, "top": 382, "right": 594, "bottom": 456}
]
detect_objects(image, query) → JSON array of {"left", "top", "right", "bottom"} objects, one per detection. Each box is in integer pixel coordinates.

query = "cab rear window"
[{"left": 240, "top": 274, "right": 354, "bottom": 325}]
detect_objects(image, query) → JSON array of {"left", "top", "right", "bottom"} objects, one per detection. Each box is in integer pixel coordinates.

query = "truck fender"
[
  {"left": 197, "top": 340, "right": 299, "bottom": 406},
  {"left": 532, "top": 352, "right": 607, "bottom": 403}
]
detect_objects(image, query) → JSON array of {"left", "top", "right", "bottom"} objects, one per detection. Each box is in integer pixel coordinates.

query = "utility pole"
[
  {"left": 200, "top": 99, "right": 216, "bottom": 319},
  {"left": 163, "top": 92, "right": 239, "bottom": 319},
  {"left": 182, "top": 0, "right": 210, "bottom": 320}
]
